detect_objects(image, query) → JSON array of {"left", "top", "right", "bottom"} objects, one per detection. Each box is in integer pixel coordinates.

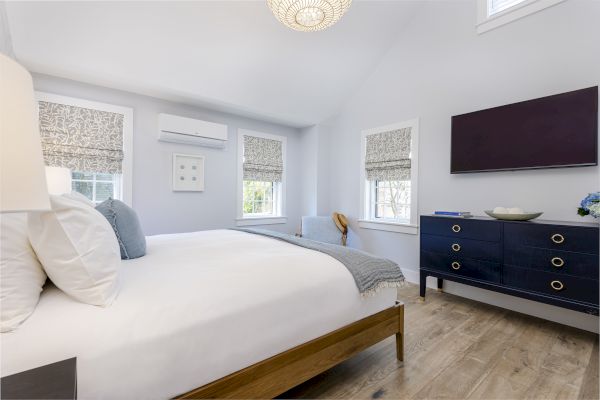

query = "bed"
[{"left": 1, "top": 229, "right": 403, "bottom": 399}]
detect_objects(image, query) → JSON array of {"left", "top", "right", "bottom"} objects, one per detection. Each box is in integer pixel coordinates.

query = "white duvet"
[{"left": 1, "top": 230, "right": 397, "bottom": 399}]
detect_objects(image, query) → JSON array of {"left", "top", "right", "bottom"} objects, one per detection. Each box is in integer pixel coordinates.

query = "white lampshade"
[
  {"left": 0, "top": 54, "right": 50, "bottom": 212},
  {"left": 45, "top": 166, "right": 72, "bottom": 195}
]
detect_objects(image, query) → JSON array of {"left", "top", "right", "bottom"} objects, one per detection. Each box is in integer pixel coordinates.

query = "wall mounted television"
[{"left": 451, "top": 86, "right": 598, "bottom": 173}]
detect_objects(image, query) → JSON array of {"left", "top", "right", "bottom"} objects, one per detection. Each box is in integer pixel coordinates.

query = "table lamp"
[
  {"left": 0, "top": 53, "right": 50, "bottom": 212},
  {"left": 45, "top": 167, "right": 72, "bottom": 195}
]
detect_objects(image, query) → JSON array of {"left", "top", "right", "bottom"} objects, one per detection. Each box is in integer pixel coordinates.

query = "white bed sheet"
[{"left": 1, "top": 230, "right": 397, "bottom": 399}]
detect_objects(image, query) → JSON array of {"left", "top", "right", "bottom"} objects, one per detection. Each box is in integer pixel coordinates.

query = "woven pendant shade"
[{"left": 267, "top": 0, "right": 352, "bottom": 32}]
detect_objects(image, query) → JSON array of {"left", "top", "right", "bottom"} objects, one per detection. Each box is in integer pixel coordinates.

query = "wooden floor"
[{"left": 281, "top": 284, "right": 599, "bottom": 400}]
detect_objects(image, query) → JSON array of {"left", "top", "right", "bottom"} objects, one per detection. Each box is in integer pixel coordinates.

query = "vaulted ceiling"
[{"left": 4, "top": 1, "right": 420, "bottom": 127}]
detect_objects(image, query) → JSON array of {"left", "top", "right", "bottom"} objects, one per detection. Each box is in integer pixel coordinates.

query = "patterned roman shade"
[
  {"left": 365, "top": 127, "right": 412, "bottom": 181},
  {"left": 38, "top": 101, "right": 124, "bottom": 174},
  {"left": 243, "top": 135, "right": 283, "bottom": 182}
]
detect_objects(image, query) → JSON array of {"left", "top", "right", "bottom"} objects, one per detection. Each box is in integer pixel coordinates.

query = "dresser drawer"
[
  {"left": 504, "top": 222, "right": 599, "bottom": 255},
  {"left": 505, "top": 247, "right": 599, "bottom": 280},
  {"left": 503, "top": 265, "right": 599, "bottom": 305},
  {"left": 421, "top": 217, "right": 501, "bottom": 242},
  {"left": 421, "top": 234, "right": 501, "bottom": 262},
  {"left": 420, "top": 251, "right": 500, "bottom": 283}
]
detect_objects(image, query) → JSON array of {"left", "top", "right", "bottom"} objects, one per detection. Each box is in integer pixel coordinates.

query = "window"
[
  {"left": 489, "top": 0, "right": 527, "bottom": 15},
  {"left": 372, "top": 180, "right": 411, "bottom": 222},
  {"left": 359, "top": 119, "right": 419, "bottom": 235},
  {"left": 71, "top": 172, "right": 122, "bottom": 205},
  {"left": 237, "top": 129, "right": 287, "bottom": 226},
  {"left": 477, "top": 0, "right": 564, "bottom": 34},
  {"left": 36, "top": 92, "right": 133, "bottom": 205},
  {"left": 243, "top": 180, "right": 282, "bottom": 216}
]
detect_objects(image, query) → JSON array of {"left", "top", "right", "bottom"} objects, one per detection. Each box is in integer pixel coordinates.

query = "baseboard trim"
[{"left": 400, "top": 268, "right": 598, "bottom": 333}]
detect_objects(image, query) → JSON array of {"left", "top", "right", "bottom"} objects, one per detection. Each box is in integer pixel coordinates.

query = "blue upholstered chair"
[{"left": 300, "top": 213, "right": 348, "bottom": 246}]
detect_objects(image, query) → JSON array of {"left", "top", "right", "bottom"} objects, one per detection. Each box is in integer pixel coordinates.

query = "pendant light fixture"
[{"left": 267, "top": 0, "right": 352, "bottom": 32}]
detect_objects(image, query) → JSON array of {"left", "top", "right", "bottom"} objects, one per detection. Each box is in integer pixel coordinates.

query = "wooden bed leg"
[
  {"left": 437, "top": 277, "right": 444, "bottom": 292},
  {"left": 395, "top": 303, "right": 404, "bottom": 361}
]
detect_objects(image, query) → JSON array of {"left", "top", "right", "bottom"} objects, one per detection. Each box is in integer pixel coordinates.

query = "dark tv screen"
[{"left": 451, "top": 87, "right": 598, "bottom": 173}]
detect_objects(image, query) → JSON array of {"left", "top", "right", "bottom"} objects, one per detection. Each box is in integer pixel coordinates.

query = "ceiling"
[{"left": 5, "top": 1, "right": 419, "bottom": 128}]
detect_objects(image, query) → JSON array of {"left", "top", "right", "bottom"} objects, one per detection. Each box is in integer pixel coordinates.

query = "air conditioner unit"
[{"left": 158, "top": 113, "right": 228, "bottom": 149}]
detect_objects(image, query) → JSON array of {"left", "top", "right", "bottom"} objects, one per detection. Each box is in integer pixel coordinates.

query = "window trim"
[
  {"left": 35, "top": 91, "right": 134, "bottom": 206},
  {"left": 359, "top": 118, "right": 419, "bottom": 235},
  {"left": 235, "top": 216, "right": 288, "bottom": 227},
  {"left": 476, "top": 0, "right": 564, "bottom": 34},
  {"left": 236, "top": 129, "right": 287, "bottom": 227}
]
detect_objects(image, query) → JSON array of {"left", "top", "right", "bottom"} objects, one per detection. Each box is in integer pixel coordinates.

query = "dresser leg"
[
  {"left": 419, "top": 270, "right": 427, "bottom": 301},
  {"left": 437, "top": 278, "right": 444, "bottom": 292}
]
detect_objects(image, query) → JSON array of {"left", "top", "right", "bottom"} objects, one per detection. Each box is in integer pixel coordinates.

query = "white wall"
[
  {"left": 299, "top": 124, "right": 332, "bottom": 217},
  {"left": 0, "top": 1, "right": 15, "bottom": 57},
  {"left": 300, "top": 126, "right": 319, "bottom": 216},
  {"left": 32, "top": 73, "right": 304, "bottom": 236},
  {"left": 316, "top": 123, "right": 332, "bottom": 215},
  {"left": 319, "top": 0, "right": 600, "bottom": 331}
]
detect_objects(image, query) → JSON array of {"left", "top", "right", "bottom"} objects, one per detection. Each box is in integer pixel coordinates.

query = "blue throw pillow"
[{"left": 96, "top": 199, "right": 146, "bottom": 260}]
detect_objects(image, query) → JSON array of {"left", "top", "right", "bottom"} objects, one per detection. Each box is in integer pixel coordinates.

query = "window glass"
[
  {"left": 95, "top": 182, "right": 114, "bottom": 203},
  {"left": 72, "top": 171, "right": 94, "bottom": 180},
  {"left": 72, "top": 180, "right": 94, "bottom": 200},
  {"left": 489, "top": 0, "right": 526, "bottom": 15},
  {"left": 243, "top": 180, "right": 276, "bottom": 216},
  {"left": 374, "top": 180, "right": 411, "bottom": 222},
  {"left": 71, "top": 172, "right": 120, "bottom": 205}
]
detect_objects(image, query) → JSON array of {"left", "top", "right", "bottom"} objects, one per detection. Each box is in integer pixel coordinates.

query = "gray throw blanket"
[{"left": 234, "top": 228, "right": 404, "bottom": 296}]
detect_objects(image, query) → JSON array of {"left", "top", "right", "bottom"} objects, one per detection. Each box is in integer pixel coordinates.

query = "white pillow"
[
  {"left": 1, "top": 213, "right": 47, "bottom": 332},
  {"left": 63, "top": 191, "right": 95, "bottom": 208},
  {"left": 28, "top": 194, "right": 120, "bottom": 306}
]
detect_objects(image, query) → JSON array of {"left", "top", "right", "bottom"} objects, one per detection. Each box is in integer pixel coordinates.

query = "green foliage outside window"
[{"left": 243, "top": 181, "right": 274, "bottom": 215}]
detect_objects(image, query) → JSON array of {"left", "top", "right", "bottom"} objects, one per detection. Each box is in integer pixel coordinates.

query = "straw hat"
[{"left": 332, "top": 212, "right": 348, "bottom": 234}]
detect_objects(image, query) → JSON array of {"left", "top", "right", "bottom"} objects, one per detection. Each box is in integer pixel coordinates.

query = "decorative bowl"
[{"left": 484, "top": 210, "right": 543, "bottom": 221}]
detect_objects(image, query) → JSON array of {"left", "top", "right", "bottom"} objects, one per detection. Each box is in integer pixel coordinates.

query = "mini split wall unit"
[{"left": 158, "top": 113, "right": 228, "bottom": 149}]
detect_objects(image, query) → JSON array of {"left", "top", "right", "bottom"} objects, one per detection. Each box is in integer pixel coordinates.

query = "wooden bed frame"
[{"left": 177, "top": 301, "right": 404, "bottom": 399}]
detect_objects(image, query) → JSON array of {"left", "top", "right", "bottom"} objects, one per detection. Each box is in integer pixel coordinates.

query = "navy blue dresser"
[{"left": 420, "top": 215, "right": 599, "bottom": 315}]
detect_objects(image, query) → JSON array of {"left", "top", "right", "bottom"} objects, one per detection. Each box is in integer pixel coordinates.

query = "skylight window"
[
  {"left": 488, "top": 0, "right": 526, "bottom": 15},
  {"left": 477, "top": 0, "right": 564, "bottom": 34}
]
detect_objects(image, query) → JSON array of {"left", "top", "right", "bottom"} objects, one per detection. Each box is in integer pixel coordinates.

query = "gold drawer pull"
[
  {"left": 451, "top": 243, "right": 461, "bottom": 252},
  {"left": 451, "top": 224, "right": 461, "bottom": 233},
  {"left": 451, "top": 261, "right": 461, "bottom": 270},
  {"left": 551, "top": 233, "right": 565, "bottom": 244},
  {"left": 550, "top": 280, "right": 564, "bottom": 291},
  {"left": 551, "top": 257, "right": 565, "bottom": 268}
]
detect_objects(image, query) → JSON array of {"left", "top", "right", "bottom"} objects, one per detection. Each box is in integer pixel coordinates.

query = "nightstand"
[{"left": 1, "top": 358, "right": 77, "bottom": 400}]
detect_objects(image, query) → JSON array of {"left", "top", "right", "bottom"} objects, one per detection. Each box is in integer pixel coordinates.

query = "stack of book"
[{"left": 433, "top": 211, "right": 473, "bottom": 218}]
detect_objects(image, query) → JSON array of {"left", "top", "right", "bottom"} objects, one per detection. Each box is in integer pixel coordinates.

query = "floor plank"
[
  {"left": 281, "top": 284, "right": 599, "bottom": 400},
  {"left": 467, "top": 319, "right": 559, "bottom": 399},
  {"left": 579, "top": 336, "right": 599, "bottom": 400},
  {"left": 413, "top": 312, "right": 527, "bottom": 399}
]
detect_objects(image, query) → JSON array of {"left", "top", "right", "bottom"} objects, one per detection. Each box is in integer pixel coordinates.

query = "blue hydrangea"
[
  {"left": 579, "top": 192, "right": 600, "bottom": 218},
  {"left": 581, "top": 192, "right": 600, "bottom": 209},
  {"left": 589, "top": 203, "right": 600, "bottom": 218}
]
